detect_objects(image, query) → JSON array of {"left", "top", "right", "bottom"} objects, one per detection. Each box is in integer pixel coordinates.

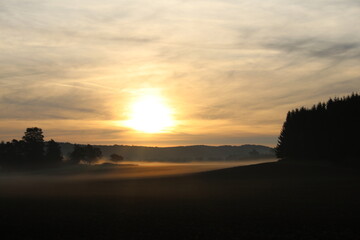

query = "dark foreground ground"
[{"left": 1, "top": 160, "right": 360, "bottom": 240}]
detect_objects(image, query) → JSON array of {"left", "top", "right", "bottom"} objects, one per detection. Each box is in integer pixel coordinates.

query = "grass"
[{"left": 1, "top": 160, "right": 360, "bottom": 239}]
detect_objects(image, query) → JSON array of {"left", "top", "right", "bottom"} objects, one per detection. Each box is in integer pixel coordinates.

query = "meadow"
[{"left": 1, "top": 159, "right": 359, "bottom": 239}]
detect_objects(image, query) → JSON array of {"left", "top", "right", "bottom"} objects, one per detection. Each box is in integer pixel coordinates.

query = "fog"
[
  {"left": 1, "top": 158, "right": 277, "bottom": 179},
  {"left": 0, "top": 158, "right": 277, "bottom": 196},
  {"left": 107, "top": 159, "right": 278, "bottom": 178}
]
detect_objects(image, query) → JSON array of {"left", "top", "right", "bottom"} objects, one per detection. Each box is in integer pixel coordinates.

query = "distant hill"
[{"left": 59, "top": 143, "right": 275, "bottom": 162}]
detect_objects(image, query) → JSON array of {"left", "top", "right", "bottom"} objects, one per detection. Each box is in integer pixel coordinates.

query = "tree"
[
  {"left": 110, "top": 153, "right": 124, "bottom": 162},
  {"left": 69, "top": 144, "right": 84, "bottom": 164},
  {"left": 275, "top": 93, "right": 360, "bottom": 162},
  {"left": 0, "top": 140, "right": 24, "bottom": 169},
  {"left": 0, "top": 127, "right": 67, "bottom": 169},
  {"left": 22, "top": 127, "right": 45, "bottom": 165},
  {"left": 83, "top": 145, "right": 102, "bottom": 165},
  {"left": 23, "top": 127, "right": 44, "bottom": 143},
  {"left": 69, "top": 144, "right": 102, "bottom": 165},
  {"left": 45, "top": 139, "right": 63, "bottom": 165}
]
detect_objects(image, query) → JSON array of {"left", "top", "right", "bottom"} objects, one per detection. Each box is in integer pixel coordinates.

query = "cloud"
[
  {"left": 265, "top": 38, "right": 360, "bottom": 60},
  {"left": 0, "top": 81, "right": 120, "bottom": 120},
  {"left": 0, "top": 0, "right": 359, "bottom": 146}
]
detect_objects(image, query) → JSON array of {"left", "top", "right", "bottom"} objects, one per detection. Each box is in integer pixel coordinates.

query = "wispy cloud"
[
  {"left": 0, "top": 0, "right": 359, "bottom": 146},
  {"left": 265, "top": 38, "right": 360, "bottom": 60}
]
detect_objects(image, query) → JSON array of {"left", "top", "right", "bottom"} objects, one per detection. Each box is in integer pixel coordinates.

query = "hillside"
[{"left": 59, "top": 143, "right": 275, "bottom": 162}]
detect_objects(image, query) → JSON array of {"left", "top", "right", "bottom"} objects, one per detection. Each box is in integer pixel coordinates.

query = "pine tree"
[{"left": 276, "top": 93, "right": 360, "bottom": 162}]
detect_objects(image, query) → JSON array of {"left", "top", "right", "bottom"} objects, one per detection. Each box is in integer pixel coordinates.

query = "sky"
[{"left": 0, "top": 0, "right": 359, "bottom": 146}]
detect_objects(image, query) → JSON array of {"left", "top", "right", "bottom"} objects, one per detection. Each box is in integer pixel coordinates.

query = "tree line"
[
  {"left": 276, "top": 93, "right": 360, "bottom": 162},
  {"left": 0, "top": 127, "right": 106, "bottom": 170}
]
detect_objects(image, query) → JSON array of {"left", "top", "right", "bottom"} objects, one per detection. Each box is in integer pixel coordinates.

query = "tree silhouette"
[
  {"left": 110, "top": 153, "right": 124, "bottom": 162},
  {"left": 83, "top": 145, "right": 102, "bottom": 165},
  {"left": 69, "top": 144, "right": 102, "bottom": 165},
  {"left": 22, "top": 127, "right": 45, "bottom": 166},
  {"left": 45, "top": 139, "right": 63, "bottom": 165},
  {"left": 0, "top": 128, "right": 65, "bottom": 170},
  {"left": 23, "top": 127, "right": 44, "bottom": 143},
  {"left": 69, "top": 144, "right": 84, "bottom": 165},
  {"left": 276, "top": 93, "right": 360, "bottom": 162},
  {"left": 0, "top": 139, "right": 26, "bottom": 169}
]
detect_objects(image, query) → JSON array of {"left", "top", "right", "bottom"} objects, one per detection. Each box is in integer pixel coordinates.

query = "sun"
[{"left": 124, "top": 94, "right": 175, "bottom": 133}]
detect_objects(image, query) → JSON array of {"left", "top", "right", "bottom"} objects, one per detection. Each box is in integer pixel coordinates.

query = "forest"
[
  {"left": 0, "top": 127, "right": 102, "bottom": 170},
  {"left": 276, "top": 93, "right": 360, "bottom": 163}
]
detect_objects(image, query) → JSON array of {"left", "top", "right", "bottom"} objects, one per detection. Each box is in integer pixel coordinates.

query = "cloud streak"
[{"left": 0, "top": 0, "right": 359, "bottom": 146}]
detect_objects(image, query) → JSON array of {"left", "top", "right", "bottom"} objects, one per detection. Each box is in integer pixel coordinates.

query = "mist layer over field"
[
  {"left": 0, "top": 158, "right": 276, "bottom": 196},
  {"left": 1, "top": 160, "right": 359, "bottom": 240}
]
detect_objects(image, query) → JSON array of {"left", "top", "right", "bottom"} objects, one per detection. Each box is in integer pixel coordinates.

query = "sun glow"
[{"left": 125, "top": 94, "right": 175, "bottom": 133}]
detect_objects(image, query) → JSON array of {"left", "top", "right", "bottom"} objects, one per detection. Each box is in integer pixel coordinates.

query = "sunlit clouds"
[{"left": 0, "top": 0, "right": 359, "bottom": 146}]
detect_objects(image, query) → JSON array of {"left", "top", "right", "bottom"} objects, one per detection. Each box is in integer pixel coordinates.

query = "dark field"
[{"left": 1, "top": 161, "right": 360, "bottom": 240}]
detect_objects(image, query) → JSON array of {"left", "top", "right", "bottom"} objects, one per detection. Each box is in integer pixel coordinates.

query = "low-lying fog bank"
[
  {"left": 0, "top": 158, "right": 278, "bottom": 181},
  {"left": 0, "top": 158, "right": 278, "bottom": 197}
]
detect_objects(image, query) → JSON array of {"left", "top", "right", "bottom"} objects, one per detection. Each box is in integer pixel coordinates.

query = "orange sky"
[{"left": 1, "top": 0, "right": 359, "bottom": 146}]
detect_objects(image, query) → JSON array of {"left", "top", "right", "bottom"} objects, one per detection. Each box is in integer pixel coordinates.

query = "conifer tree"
[{"left": 276, "top": 93, "right": 360, "bottom": 162}]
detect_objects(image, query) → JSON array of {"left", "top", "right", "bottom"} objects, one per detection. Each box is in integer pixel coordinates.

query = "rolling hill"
[{"left": 59, "top": 143, "right": 275, "bottom": 162}]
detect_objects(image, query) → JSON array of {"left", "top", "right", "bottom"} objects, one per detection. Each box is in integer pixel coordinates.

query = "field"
[{"left": 1, "top": 160, "right": 360, "bottom": 240}]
